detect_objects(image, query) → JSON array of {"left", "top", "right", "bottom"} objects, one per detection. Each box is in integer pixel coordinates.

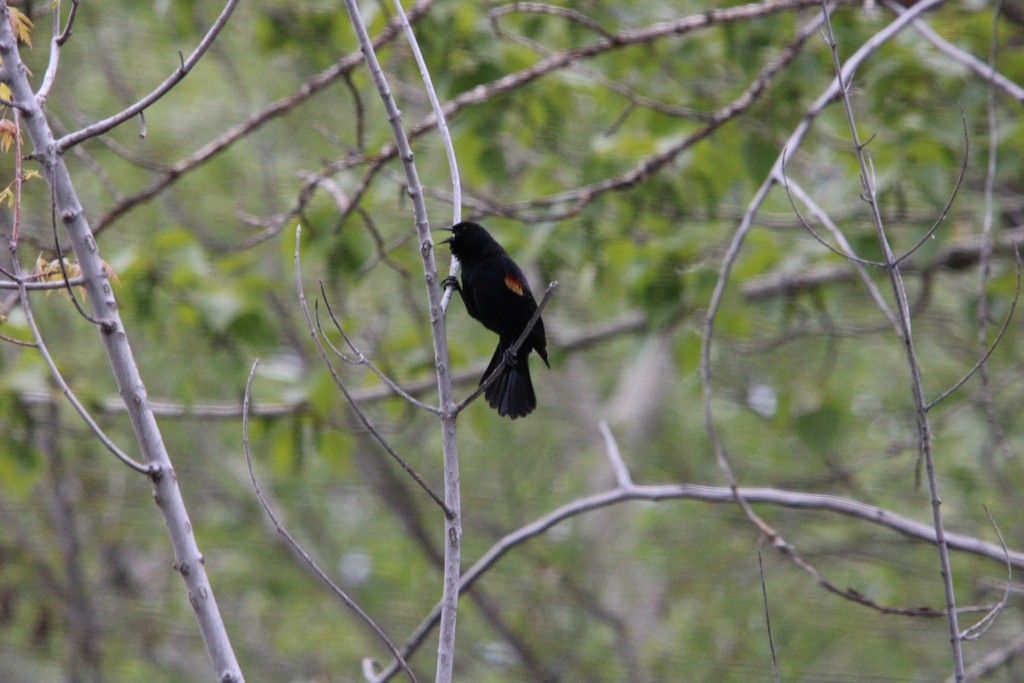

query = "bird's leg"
[
  {"left": 440, "top": 275, "right": 461, "bottom": 292},
  {"left": 502, "top": 347, "right": 517, "bottom": 367}
]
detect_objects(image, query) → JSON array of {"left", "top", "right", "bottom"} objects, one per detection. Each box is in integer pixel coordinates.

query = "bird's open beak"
[{"left": 436, "top": 226, "right": 453, "bottom": 245}]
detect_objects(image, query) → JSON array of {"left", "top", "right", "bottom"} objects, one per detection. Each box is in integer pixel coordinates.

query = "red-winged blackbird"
[{"left": 440, "top": 221, "right": 549, "bottom": 419}]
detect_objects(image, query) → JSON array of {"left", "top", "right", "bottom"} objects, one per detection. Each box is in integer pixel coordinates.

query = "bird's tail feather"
[{"left": 481, "top": 340, "right": 536, "bottom": 419}]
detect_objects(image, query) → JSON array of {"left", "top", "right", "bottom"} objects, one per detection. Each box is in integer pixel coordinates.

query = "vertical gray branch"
[
  {"left": 0, "top": 4, "right": 244, "bottom": 681},
  {"left": 338, "top": 1, "right": 463, "bottom": 681}
]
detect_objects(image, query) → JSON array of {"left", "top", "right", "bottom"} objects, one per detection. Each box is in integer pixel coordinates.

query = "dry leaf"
[
  {"left": 0, "top": 118, "right": 16, "bottom": 153},
  {"left": 9, "top": 8, "right": 33, "bottom": 47},
  {"left": 35, "top": 254, "right": 120, "bottom": 293}
]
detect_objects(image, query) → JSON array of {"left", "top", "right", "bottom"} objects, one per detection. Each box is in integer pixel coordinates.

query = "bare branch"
[
  {"left": 778, "top": 173, "right": 899, "bottom": 329},
  {"left": 336, "top": 1, "right": 466, "bottom": 677},
  {"left": 491, "top": 2, "right": 831, "bottom": 221},
  {"left": 55, "top": 0, "right": 242, "bottom": 150},
  {"left": 491, "top": 4, "right": 711, "bottom": 122},
  {"left": 0, "top": 5, "right": 245, "bottom": 676},
  {"left": 893, "top": 117, "right": 970, "bottom": 266},
  {"left": 742, "top": 227, "right": 1024, "bottom": 300},
  {"left": 698, "top": 5, "right": 956, "bottom": 678},
  {"left": 819, "top": 2, "right": 963, "bottom": 676},
  {"left": 950, "top": 635, "right": 1024, "bottom": 683},
  {"left": 56, "top": 0, "right": 81, "bottom": 46},
  {"left": 0, "top": 275, "right": 86, "bottom": 290},
  {"left": 388, "top": 0, "right": 464, "bottom": 312},
  {"left": 884, "top": 0, "right": 1024, "bottom": 103},
  {"left": 92, "top": 0, "right": 436, "bottom": 235},
  {"left": 371, "top": 478, "right": 1024, "bottom": 681},
  {"left": 490, "top": 3, "right": 618, "bottom": 40},
  {"left": 781, "top": 151, "right": 884, "bottom": 267},
  {"left": 37, "top": 0, "right": 82, "bottom": 102},
  {"left": 598, "top": 421, "right": 632, "bottom": 488}
]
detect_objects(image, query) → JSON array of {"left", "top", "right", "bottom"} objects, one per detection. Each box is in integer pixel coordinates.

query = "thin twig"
[
  {"left": 892, "top": 113, "right": 970, "bottom": 267},
  {"left": 389, "top": 0, "right": 464, "bottom": 313},
  {"left": 14, "top": 286, "right": 151, "bottom": 474},
  {"left": 490, "top": 3, "right": 617, "bottom": 40},
  {"left": 819, "top": 2, "right": 963, "bottom": 678},
  {"left": 57, "top": 0, "right": 82, "bottom": 46},
  {"left": 598, "top": 421, "right": 632, "bottom": 488},
  {"left": 294, "top": 227, "right": 450, "bottom": 516},
  {"left": 927, "top": 243, "right": 1021, "bottom": 410},
  {"left": 779, "top": 174, "right": 899, "bottom": 330},
  {"left": 316, "top": 284, "right": 440, "bottom": 413},
  {"left": 241, "top": 360, "right": 418, "bottom": 683},
  {"left": 968, "top": 0, "right": 1011, "bottom": 460},
  {"left": 780, "top": 148, "right": 885, "bottom": 267},
  {"left": 960, "top": 506, "right": 1011, "bottom": 641},
  {"left": 758, "top": 552, "right": 781, "bottom": 683}
]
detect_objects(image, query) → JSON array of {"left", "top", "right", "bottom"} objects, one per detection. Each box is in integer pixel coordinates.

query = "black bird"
[{"left": 440, "top": 221, "right": 549, "bottom": 419}]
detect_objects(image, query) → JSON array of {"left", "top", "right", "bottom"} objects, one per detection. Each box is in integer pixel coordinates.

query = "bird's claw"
[
  {"left": 503, "top": 347, "right": 517, "bottom": 366},
  {"left": 441, "top": 275, "right": 460, "bottom": 292}
]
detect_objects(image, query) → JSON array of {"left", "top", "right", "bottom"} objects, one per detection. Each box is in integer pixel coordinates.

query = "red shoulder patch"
[{"left": 504, "top": 272, "right": 524, "bottom": 296}]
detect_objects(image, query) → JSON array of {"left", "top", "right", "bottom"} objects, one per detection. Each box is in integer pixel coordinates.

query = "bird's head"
[{"left": 438, "top": 221, "right": 503, "bottom": 261}]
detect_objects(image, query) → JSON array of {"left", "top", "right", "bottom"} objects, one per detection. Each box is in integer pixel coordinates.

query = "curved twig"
[
  {"left": 490, "top": 3, "right": 617, "bottom": 40},
  {"left": 780, "top": 148, "right": 886, "bottom": 267},
  {"left": 12, "top": 260, "right": 149, "bottom": 474},
  {"left": 779, "top": 175, "right": 900, "bottom": 330},
  {"left": 927, "top": 243, "right": 1021, "bottom": 410},
  {"left": 294, "top": 227, "right": 449, "bottom": 516},
  {"left": 241, "top": 359, "right": 418, "bottom": 683},
  {"left": 316, "top": 284, "right": 441, "bottom": 413},
  {"left": 893, "top": 116, "right": 969, "bottom": 266},
  {"left": 960, "top": 506, "right": 1011, "bottom": 641},
  {"left": 758, "top": 551, "right": 781, "bottom": 683},
  {"left": 38, "top": 0, "right": 83, "bottom": 102}
]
